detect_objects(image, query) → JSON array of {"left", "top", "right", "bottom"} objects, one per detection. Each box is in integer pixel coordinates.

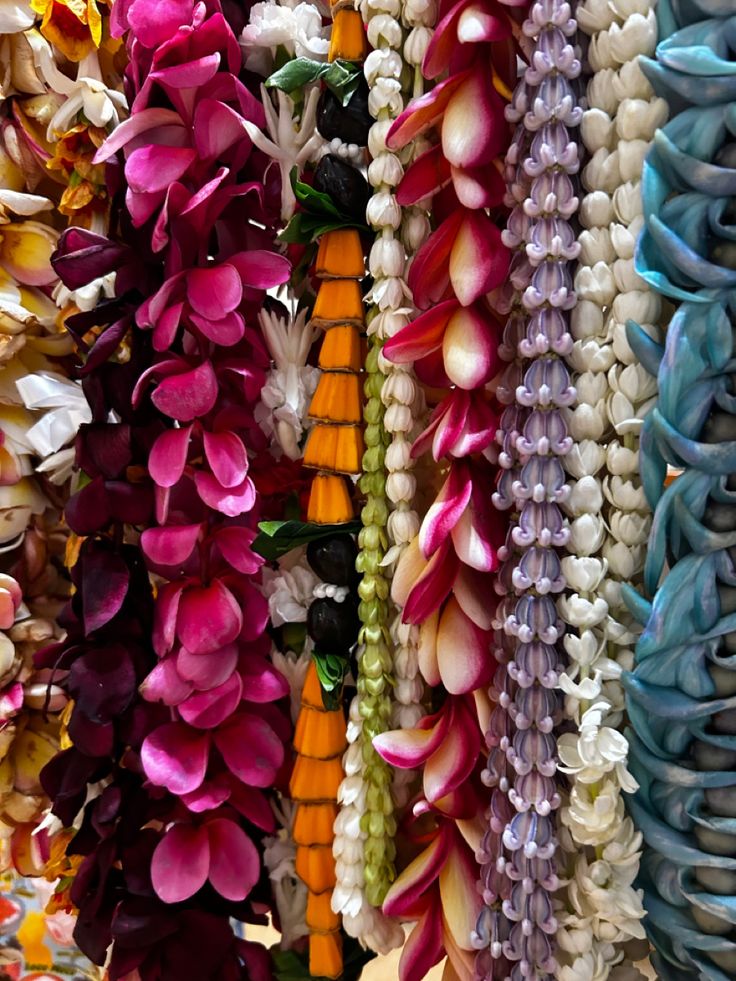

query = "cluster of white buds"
[{"left": 557, "top": 0, "right": 667, "bottom": 975}]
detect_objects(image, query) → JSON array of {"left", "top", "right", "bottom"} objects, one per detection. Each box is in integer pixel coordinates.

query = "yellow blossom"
[
  {"left": 30, "top": 0, "right": 105, "bottom": 62},
  {"left": 46, "top": 123, "right": 108, "bottom": 227}
]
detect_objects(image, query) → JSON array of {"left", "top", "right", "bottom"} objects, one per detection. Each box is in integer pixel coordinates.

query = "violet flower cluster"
[{"left": 487, "top": 1, "right": 581, "bottom": 978}]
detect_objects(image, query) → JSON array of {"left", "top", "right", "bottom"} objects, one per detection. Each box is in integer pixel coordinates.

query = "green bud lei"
[{"left": 356, "top": 328, "right": 395, "bottom": 907}]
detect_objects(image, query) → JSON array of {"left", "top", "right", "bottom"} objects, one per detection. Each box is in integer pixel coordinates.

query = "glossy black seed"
[
  {"left": 313, "top": 155, "right": 370, "bottom": 223},
  {"left": 307, "top": 597, "right": 360, "bottom": 654},
  {"left": 317, "top": 79, "right": 372, "bottom": 146},
  {"left": 307, "top": 534, "right": 358, "bottom": 585}
]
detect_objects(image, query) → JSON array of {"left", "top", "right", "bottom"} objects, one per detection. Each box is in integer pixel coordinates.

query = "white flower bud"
[
  {"left": 575, "top": 261, "right": 617, "bottom": 306},
  {"left": 568, "top": 474, "right": 604, "bottom": 516},
  {"left": 609, "top": 510, "right": 650, "bottom": 546},
  {"left": 564, "top": 630, "right": 602, "bottom": 668},
  {"left": 367, "top": 14, "right": 403, "bottom": 49},
  {"left": 578, "top": 227, "right": 615, "bottom": 265},
  {"left": 579, "top": 189, "right": 614, "bottom": 228},
  {"left": 587, "top": 68, "right": 620, "bottom": 115},
  {"left": 567, "top": 400, "right": 608, "bottom": 441},
  {"left": 613, "top": 256, "right": 645, "bottom": 293},
  {"left": 366, "top": 190, "right": 402, "bottom": 229},
  {"left": 561, "top": 555, "right": 607, "bottom": 592},
  {"left": 367, "top": 118, "right": 393, "bottom": 157},
  {"left": 382, "top": 371, "right": 416, "bottom": 405},
  {"left": 570, "top": 299, "right": 605, "bottom": 340},
  {"left": 565, "top": 440, "right": 607, "bottom": 479},
  {"left": 605, "top": 439, "right": 638, "bottom": 476},
  {"left": 617, "top": 139, "right": 648, "bottom": 183},
  {"left": 369, "top": 236, "right": 405, "bottom": 278},
  {"left": 367, "top": 75, "right": 403, "bottom": 116},
  {"left": 388, "top": 507, "right": 420, "bottom": 545},
  {"left": 604, "top": 475, "right": 646, "bottom": 511},
  {"left": 402, "top": 208, "right": 431, "bottom": 252},
  {"left": 368, "top": 151, "right": 404, "bottom": 188},
  {"left": 603, "top": 539, "right": 643, "bottom": 580},
  {"left": 384, "top": 437, "right": 412, "bottom": 471},
  {"left": 404, "top": 26, "right": 433, "bottom": 65},
  {"left": 569, "top": 513, "right": 607, "bottom": 555},
  {"left": 580, "top": 107, "right": 614, "bottom": 152},
  {"left": 559, "top": 593, "right": 609, "bottom": 629},
  {"left": 364, "top": 48, "right": 403, "bottom": 83},
  {"left": 384, "top": 402, "right": 413, "bottom": 431},
  {"left": 610, "top": 220, "right": 637, "bottom": 260},
  {"left": 386, "top": 471, "right": 416, "bottom": 502}
]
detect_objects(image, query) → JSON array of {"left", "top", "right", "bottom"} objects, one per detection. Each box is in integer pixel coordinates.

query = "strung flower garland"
[
  {"left": 554, "top": 0, "right": 666, "bottom": 974},
  {"left": 623, "top": 2, "right": 736, "bottom": 978}
]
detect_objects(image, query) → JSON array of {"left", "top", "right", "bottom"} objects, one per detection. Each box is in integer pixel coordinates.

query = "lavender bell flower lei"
[{"left": 476, "top": 2, "right": 581, "bottom": 979}]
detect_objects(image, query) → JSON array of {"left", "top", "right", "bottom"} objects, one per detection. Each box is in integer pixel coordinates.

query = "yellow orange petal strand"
[
  {"left": 293, "top": 802, "right": 340, "bottom": 847},
  {"left": 306, "top": 889, "right": 341, "bottom": 933},
  {"left": 319, "top": 324, "right": 362, "bottom": 372},
  {"left": 311, "top": 278, "right": 365, "bottom": 327},
  {"left": 290, "top": 753, "right": 345, "bottom": 802},
  {"left": 310, "top": 929, "right": 343, "bottom": 979},
  {"left": 307, "top": 474, "right": 355, "bottom": 524},
  {"left": 335, "top": 423, "right": 364, "bottom": 474},
  {"left": 316, "top": 229, "right": 365, "bottom": 279},
  {"left": 301, "top": 660, "right": 328, "bottom": 709},
  {"left": 309, "top": 371, "right": 362, "bottom": 424},
  {"left": 328, "top": 8, "right": 369, "bottom": 61},
  {"left": 304, "top": 424, "right": 363, "bottom": 474},
  {"left": 294, "top": 703, "right": 349, "bottom": 759},
  {"left": 295, "top": 844, "right": 338, "bottom": 895}
]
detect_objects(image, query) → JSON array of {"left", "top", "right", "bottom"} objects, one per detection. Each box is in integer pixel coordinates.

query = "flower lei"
[
  {"left": 553, "top": 0, "right": 667, "bottom": 973},
  {"left": 623, "top": 1, "right": 736, "bottom": 978}
]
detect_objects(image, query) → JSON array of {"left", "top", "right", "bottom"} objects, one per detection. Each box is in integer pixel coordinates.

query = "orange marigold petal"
[
  {"left": 307, "top": 474, "right": 355, "bottom": 524},
  {"left": 312, "top": 279, "right": 364, "bottom": 327},
  {"left": 289, "top": 754, "right": 345, "bottom": 802},
  {"left": 309, "top": 372, "right": 362, "bottom": 424},
  {"left": 306, "top": 889, "right": 341, "bottom": 933},
  {"left": 328, "top": 9, "right": 368, "bottom": 62},
  {"left": 295, "top": 843, "right": 337, "bottom": 894},
  {"left": 294, "top": 705, "right": 348, "bottom": 759},
  {"left": 293, "top": 802, "right": 339, "bottom": 847},
  {"left": 318, "top": 324, "right": 362, "bottom": 372},
  {"left": 310, "top": 929, "right": 343, "bottom": 979},
  {"left": 315, "top": 229, "right": 365, "bottom": 279}
]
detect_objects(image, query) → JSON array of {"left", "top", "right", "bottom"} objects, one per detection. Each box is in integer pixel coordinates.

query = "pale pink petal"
[
  {"left": 373, "top": 708, "right": 449, "bottom": 768},
  {"left": 203, "top": 430, "right": 248, "bottom": 488},
  {"left": 442, "top": 304, "right": 500, "bottom": 387},
  {"left": 194, "top": 99, "right": 248, "bottom": 159},
  {"left": 194, "top": 473, "right": 256, "bottom": 517},
  {"left": 422, "top": 0, "right": 470, "bottom": 78},
  {"left": 151, "top": 823, "right": 210, "bottom": 903},
  {"left": 451, "top": 162, "right": 506, "bottom": 209},
  {"left": 206, "top": 818, "right": 259, "bottom": 901},
  {"left": 419, "top": 462, "right": 472, "bottom": 558},
  {"left": 436, "top": 596, "right": 492, "bottom": 694},
  {"left": 384, "top": 300, "right": 455, "bottom": 364},
  {"left": 417, "top": 610, "right": 441, "bottom": 686},
  {"left": 439, "top": 835, "right": 483, "bottom": 950},
  {"left": 383, "top": 829, "right": 450, "bottom": 918},
  {"left": 178, "top": 672, "right": 243, "bottom": 729},
  {"left": 391, "top": 536, "right": 426, "bottom": 608},
  {"left": 93, "top": 108, "right": 184, "bottom": 164},
  {"left": 239, "top": 657, "right": 290, "bottom": 703},
  {"left": 448, "top": 211, "right": 509, "bottom": 307},
  {"left": 151, "top": 361, "right": 218, "bottom": 422},
  {"left": 214, "top": 713, "right": 284, "bottom": 788},
  {"left": 387, "top": 73, "right": 467, "bottom": 151},
  {"left": 151, "top": 54, "right": 220, "bottom": 91},
  {"left": 141, "top": 722, "right": 209, "bottom": 795},
  {"left": 187, "top": 265, "right": 242, "bottom": 319},
  {"left": 125, "top": 145, "right": 197, "bottom": 194},
  {"left": 457, "top": 5, "right": 510, "bottom": 42},
  {"left": 141, "top": 523, "right": 201, "bottom": 566},
  {"left": 140, "top": 657, "right": 193, "bottom": 706},
  {"left": 404, "top": 538, "right": 459, "bottom": 624},
  {"left": 175, "top": 644, "right": 239, "bottom": 691},
  {"left": 177, "top": 580, "right": 243, "bottom": 655},
  {"left": 453, "top": 564, "right": 494, "bottom": 630},
  {"left": 442, "top": 67, "right": 507, "bottom": 167},
  {"left": 148, "top": 425, "right": 192, "bottom": 488}
]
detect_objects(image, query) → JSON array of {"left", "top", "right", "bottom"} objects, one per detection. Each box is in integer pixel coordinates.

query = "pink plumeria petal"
[
  {"left": 408, "top": 212, "right": 462, "bottom": 310},
  {"left": 177, "top": 580, "right": 242, "bottom": 655},
  {"left": 148, "top": 425, "right": 192, "bottom": 488},
  {"left": 399, "top": 895, "right": 445, "bottom": 981},
  {"left": 187, "top": 264, "right": 242, "bottom": 319},
  {"left": 383, "top": 828, "right": 450, "bottom": 917},
  {"left": 386, "top": 72, "right": 468, "bottom": 151},
  {"left": 436, "top": 596, "right": 492, "bottom": 694},
  {"left": 458, "top": 4, "right": 510, "bottom": 42},
  {"left": 423, "top": 698, "right": 480, "bottom": 802},
  {"left": 239, "top": 657, "right": 290, "bottom": 703},
  {"left": 194, "top": 473, "right": 256, "bottom": 517},
  {"left": 151, "top": 823, "right": 210, "bottom": 903},
  {"left": 190, "top": 310, "right": 245, "bottom": 346},
  {"left": 442, "top": 67, "right": 507, "bottom": 167},
  {"left": 228, "top": 784, "right": 277, "bottom": 832},
  {"left": 449, "top": 211, "right": 509, "bottom": 306},
  {"left": 175, "top": 643, "right": 239, "bottom": 691},
  {"left": 181, "top": 777, "right": 231, "bottom": 813},
  {"left": 451, "top": 476, "right": 502, "bottom": 573},
  {"left": 178, "top": 671, "right": 243, "bottom": 729},
  {"left": 441, "top": 304, "right": 499, "bottom": 389},
  {"left": 214, "top": 713, "right": 284, "bottom": 788},
  {"left": 141, "top": 523, "right": 202, "bottom": 566},
  {"left": 373, "top": 707, "right": 449, "bottom": 768},
  {"left": 194, "top": 99, "right": 249, "bottom": 159},
  {"left": 404, "top": 537, "right": 459, "bottom": 624},
  {"left": 384, "top": 299, "right": 455, "bottom": 364},
  {"left": 150, "top": 53, "right": 221, "bottom": 91},
  {"left": 419, "top": 461, "right": 472, "bottom": 558},
  {"left": 422, "top": 0, "right": 471, "bottom": 77},
  {"left": 141, "top": 722, "right": 209, "bottom": 795},
  {"left": 202, "top": 430, "right": 248, "bottom": 489},
  {"left": 228, "top": 250, "right": 291, "bottom": 290},
  {"left": 140, "top": 657, "right": 193, "bottom": 706},
  {"left": 126, "top": 0, "right": 196, "bottom": 48},
  {"left": 392, "top": 536, "right": 426, "bottom": 608},
  {"left": 152, "top": 301, "right": 184, "bottom": 351},
  {"left": 395, "top": 143, "right": 451, "bottom": 206},
  {"left": 418, "top": 610, "right": 441, "bottom": 686},
  {"left": 152, "top": 580, "right": 185, "bottom": 656},
  {"left": 93, "top": 109, "right": 184, "bottom": 164},
  {"left": 125, "top": 145, "right": 197, "bottom": 194},
  {"left": 213, "top": 526, "right": 262, "bottom": 575},
  {"left": 206, "top": 818, "right": 259, "bottom": 902},
  {"left": 151, "top": 360, "right": 218, "bottom": 422}
]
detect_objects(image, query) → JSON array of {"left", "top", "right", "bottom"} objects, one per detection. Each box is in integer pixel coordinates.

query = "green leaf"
[
  {"left": 252, "top": 519, "right": 361, "bottom": 561},
  {"left": 313, "top": 650, "right": 348, "bottom": 692},
  {"left": 266, "top": 58, "right": 362, "bottom": 107},
  {"left": 291, "top": 170, "right": 343, "bottom": 219}
]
